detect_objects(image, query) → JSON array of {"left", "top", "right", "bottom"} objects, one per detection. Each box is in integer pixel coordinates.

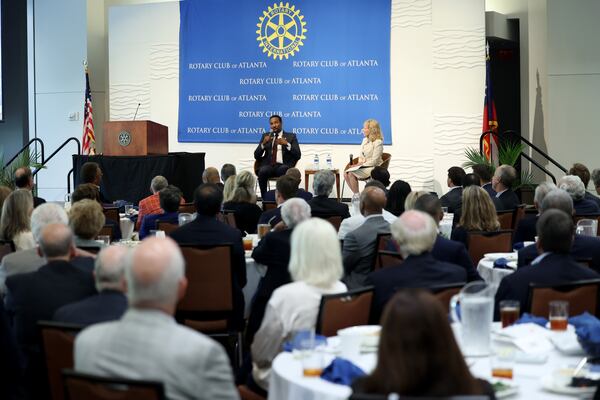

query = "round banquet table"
[
  {"left": 269, "top": 323, "right": 587, "bottom": 400},
  {"left": 477, "top": 253, "right": 518, "bottom": 292}
]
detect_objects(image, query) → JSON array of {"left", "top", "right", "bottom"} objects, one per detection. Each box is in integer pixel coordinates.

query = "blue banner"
[{"left": 179, "top": 0, "right": 391, "bottom": 144}]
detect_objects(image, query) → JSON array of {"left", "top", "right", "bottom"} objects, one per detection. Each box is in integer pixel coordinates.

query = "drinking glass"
[
  {"left": 491, "top": 347, "right": 515, "bottom": 379},
  {"left": 576, "top": 219, "right": 598, "bottom": 237},
  {"left": 499, "top": 300, "right": 520, "bottom": 328},
  {"left": 257, "top": 224, "right": 271, "bottom": 239},
  {"left": 97, "top": 235, "right": 110, "bottom": 246},
  {"left": 243, "top": 237, "right": 253, "bottom": 251},
  {"left": 549, "top": 300, "right": 569, "bottom": 331},
  {"left": 293, "top": 329, "right": 323, "bottom": 377}
]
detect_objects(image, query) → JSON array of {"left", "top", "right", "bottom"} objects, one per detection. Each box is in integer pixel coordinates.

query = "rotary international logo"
[{"left": 256, "top": 2, "right": 307, "bottom": 60}]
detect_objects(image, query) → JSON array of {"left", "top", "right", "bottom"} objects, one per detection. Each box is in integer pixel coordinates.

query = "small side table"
[{"left": 305, "top": 169, "right": 341, "bottom": 201}]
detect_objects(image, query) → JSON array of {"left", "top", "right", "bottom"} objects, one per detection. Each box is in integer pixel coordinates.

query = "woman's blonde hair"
[
  {"left": 288, "top": 218, "right": 343, "bottom": 288},
  {"left": 69, "top": 199, "right": 105, "bottom": 239},
  {"left": 222, "top": 175, "right": 236, "bottom": 202},
  {"left": 404, "top": 190, "right": 428, "bottom": 211},
  {"left": 229, "top": 170, "right": 257, "bottom": 204},
  {"left": 459, "top": 186, "right": 500, "bottom": 231},
  {"left": 0, "top": 189, "right": 33, "bottom": 241},
  {"left": 364, "top": 119, "right": 384, "bottom": 142}
]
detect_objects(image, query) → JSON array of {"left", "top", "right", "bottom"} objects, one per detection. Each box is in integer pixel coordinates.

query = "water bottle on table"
[
  {"left": 326, "top": 154, "right": 332, "bottom": 170},
  {"left": 313, "top": 154, "right": 320, "bottom": 170}
]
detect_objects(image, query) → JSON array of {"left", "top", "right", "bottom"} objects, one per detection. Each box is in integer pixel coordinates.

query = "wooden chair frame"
[
  {"left": 526, "top": 279, "right": 600, "bottom": 317},
  {"left": 62, "top": 369, "right": 166, "bottom": 400},
  {"left": 316, "top": 286, "right": 374, "bottom": 336}
]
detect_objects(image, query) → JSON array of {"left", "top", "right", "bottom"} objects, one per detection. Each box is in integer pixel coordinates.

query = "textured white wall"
[{"left": 108, "top": 0, "right": 485, "bottom": 196}]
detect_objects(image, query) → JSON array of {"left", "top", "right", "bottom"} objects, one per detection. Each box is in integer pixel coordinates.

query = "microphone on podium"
[{"left": 132, "top": 102, "right": 141, "bottom": 121}]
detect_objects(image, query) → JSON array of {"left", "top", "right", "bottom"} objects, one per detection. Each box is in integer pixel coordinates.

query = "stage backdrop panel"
[{"left": 178, "top": 0, "right": 391, "bottom": 144}]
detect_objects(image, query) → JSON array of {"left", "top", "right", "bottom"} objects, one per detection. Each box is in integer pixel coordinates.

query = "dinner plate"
[
  {"left": 541, "top": 373, "right": 596, "bottom": 396},
  {"left": 484, "top": 253, "right": 518, "bottom": 262}
]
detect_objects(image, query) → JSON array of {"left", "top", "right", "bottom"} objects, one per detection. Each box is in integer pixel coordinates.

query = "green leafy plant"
[{"left": 0, "top": 149, "right": 44, "bottom": 189}]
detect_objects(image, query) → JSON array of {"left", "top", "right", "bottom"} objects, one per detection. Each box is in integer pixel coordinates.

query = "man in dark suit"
[
  {"left": 367, "top": 210, "right": 466, "bottom": 322},
  {"left": 254, "top": 115, "right": 301, "bottom": 199},
  {"left": 169, "top": 183, "right": 247, "bottom": 330},
  {"left": 262, "top": 167, "right": 312, "bottom": 202},
  {"left": 472, "top": 164, "right": 496, "bottom": 198},
  {"left": 343, "top": 187, "right": 390, "bottom": 289},
  {"left": 496, "top": 210, "right": 600, "bottom": 318},
  {"left": 53, "top": 246, "right": 128, "bottom": 327},
  {"left": 492, "top": 164, "right": 520, "bottom": 211},
  {"left": 14, "top": 167, "right": 45, "bottom": 208},
  {"left": 413, "top": 194, "right": 481, "bottom": 282},
  {"left": 569, "top": 163, "right": 600, "bottom": 209},
  {"left": 517, "top": 189, "right": 600, "bottom": 271},
  {"left": 246, "top": 198, "right": 311, "bottom": 344},
  {"left": 558, "top": 175, "right": 600, "bottom": 215},
  {"left": 440, "top": 166, "right": 465, "bottom": 213},
  {"left": 80, "top": 161, "right": 111, "bottom": 204},
  {"left": 5, "top": 223, "right": 96, "bottom": 397},
  {"left": 258, "top": 175, "right": 298, "bottom": 227},
  {"left": 308, "top": 170, "right": 350, "bottom": 219},
  {"left": 512, "top": 182, "right": 556, "bottom": 244}
]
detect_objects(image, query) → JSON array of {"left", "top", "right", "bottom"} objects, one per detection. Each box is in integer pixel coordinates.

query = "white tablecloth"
[
  {"left": 477, "top": 253, "right": 518, "bottom": 291},
  {"left": 269, "top": 323, "right": 585, "bottom": 400},
  {"left": 120, "top": 217, "right": 135, "bottom": 240}
]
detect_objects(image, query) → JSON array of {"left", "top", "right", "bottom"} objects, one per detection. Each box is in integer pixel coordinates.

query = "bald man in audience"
[
  {"left": 75, "top": 237, "right": 238, "bottom": 400},
  {"left": 342, "top": 186, "right": 390, "bottom": 289},
  {"left": 14, "top": 166, "right": 45, "bottom": 208},
  {"left": 54, "top": 245, "right": 129, "bottom": 326},
  {"left": 367, "top": 210, "right": 466, "bottom": 322},
  {"left": 202, "top": 167, "right": 223, "bottom": 189}
]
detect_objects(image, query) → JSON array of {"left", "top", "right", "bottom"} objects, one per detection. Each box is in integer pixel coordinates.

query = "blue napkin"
[
  {"left": 514, "top": 313, "right": 548, "bottom": 327},
  {"left": 512, "top": 242, "right": 526, "bottom": 251},
  {"left": 282, "top": 334, "right": 327, "bottom": 352},
  {"left": 569, "top": 312, "right": 600, "bottom": 357},
  {"left": 320, "top": 357, "right": 366, "bottom": 386},
  {"left": 493, "top": 258, "right": 511, "bottom": 270}
]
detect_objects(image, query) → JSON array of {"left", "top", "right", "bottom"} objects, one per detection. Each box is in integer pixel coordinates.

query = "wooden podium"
[{"left": 103, "top": 120, "right": 168, "bottom": 156}]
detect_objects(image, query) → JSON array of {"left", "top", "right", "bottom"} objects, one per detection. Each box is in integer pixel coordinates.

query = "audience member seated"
[
  {"left": 413, "top": 194, "right": 481, "bottom": 282},
  {"left": 342, "top": 186, "right": 390, "bottom": 289},
  {"left": 71, "top": 184, "right": 122, "bottom": 241},
  {"left": 262, "top": 167, "right": 313, "bottom": 202},
  {"left": 75, "top": 237, "right": 238, "bottom": 399},
  {"left": 170, "top": 183, "right": 246, "bottom": 330},
  {"left": 223, "top": 175, "right": 236, "bottom": 202},
  {"left": 202, "top": 166, "right": 223, "bottom": 189},
  {"left": 513, "top": 182, "right": 556, "bottom": 244},
  {"left": 0, "top": 186, "right": 12, "bottom": 215},
  {"left": 352, "top": 290, "right": 495, "bottom": 398},
  {"left": 308, "top": 170, "right": 350, "bottom": 220},
  {"left": 491, "top": 164, "right": 520, "bottom": 211},
  {"left": 80, "top": 161, "right": 110, "bottom": 204},
  {"left": 136, "top": 175, "right": 168, "bottom": 230},
  {"left": 220, "top": 163, "right": 236, "bottom": 185},
  {"left": 338, "top": 181, "right": 397, "bottom": 240},
  {"left": 139, "top": 185, "right": 182, "bottom": 239},
  {"left": 54, "top": 245, "right": 129, "bottom": 326},
  {"left": 570, "top": 163, "right": 600, "bottom": 209},
  {"left": 440, "top": 166, "right": 466, "bottom": 213},
  {"left": 367, "top": 210, "right": 466, "bottom": 322},
  {"left": 258, "top": 175, "right": 298, "bottom": 227},
  {"left": 472, "top": 163, "right": 496, "bottom": 197},
  {"left": 462, "top": 172, "right": 480, "bottom": 188},
  {"left": 0, "top": 189, "right": 35, "bottom": 251},
  {"left": 517, "top": 189, "right": 600, "bottom": 271},
  {"left": 69, "top": 199, "right": 106, "bottom": 249},
  {"left": 558, "top": 175, "right": 600, "bottom": 215},
  {"left": 14, "top": 167, "right": 45, "bottom": 208},
  {"left": 404, "top": 190, "right": 428, "bottom": 211},
  {"left": 246, "top": 198, "right": 311, "bottom": 344},
  {"left": 5, "top": 224, "right": 96, "bottom": 398},
  {"left": 385, "top": 179, "right": 411, "bottom": 216},
  {"left": 0, "top": 300, "right": 22, "bottom": 400},
  {"left": 496, "top": 209, "right": 600, "bottom": 318},
  {"left": 451, "top": 186, "right": 500, "bottom": 248},
  {"left": 370, "top": 166, "right": 391, "bottom": 193},
  {"left": 250, "top": 218, "right": 347, "bottom": 394},
  {"left": 592, "top": 169, "right": 600, "bottom": 196},
  {"left": 222, "top": 170, "right": 262, "bottom": 234}
]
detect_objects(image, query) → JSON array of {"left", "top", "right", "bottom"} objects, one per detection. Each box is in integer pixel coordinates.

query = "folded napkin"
[
  {"left": 512, "top": 242, "right": 525, "bottom": 251},
  {"left": 493, "top": 258, "right": 511, "bottom": 270},
  {"left": 515, "top": 313, "right": 548, "bottom": 327},
  {"left": 570, "top": 312, "right": 600, "bottom": 357},
  {"left": 283, "top": 334, "right": 327, "bottom": 352},
  {"left": 320, "top": 357, "right": 366, "bottom": 386}
]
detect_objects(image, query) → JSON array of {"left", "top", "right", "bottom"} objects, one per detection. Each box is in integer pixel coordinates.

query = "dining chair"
[
  {"left": 316, "top": 286, "right": 374, "bottom": 337},
  {"left": 156, "top": 220, "right": 179, "bottom": 235},
  {"left": 101, "top": 207, "right": 120, "bottom": 224},
  {"left": 527, "top": 279, "right": 600, "bottom": 317},
  {"left": 62, "top": 369, "right": 166, "bottom": 400},
  {"left": 466, "top": 230, "right": 513, "bottom": 267},
  {"left": 430, "top": 283, "right": 465, "bottom": 314}
]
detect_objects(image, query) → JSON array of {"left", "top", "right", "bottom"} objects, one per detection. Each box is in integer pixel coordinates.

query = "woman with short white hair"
[{"left": 250, "top": 218, "right": 347, "bottom": 394}]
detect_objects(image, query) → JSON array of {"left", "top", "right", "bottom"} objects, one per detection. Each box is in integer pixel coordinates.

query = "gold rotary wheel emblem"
[{"left": 256, "top": 2, "right": 307, "bottom": 60}]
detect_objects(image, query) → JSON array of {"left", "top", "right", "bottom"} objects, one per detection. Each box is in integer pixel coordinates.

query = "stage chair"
[
  {"left": 39, "top": 321, "right": 84, "bottom": 400},
  {"left": 316, "top": 286, "right": 374, "bottom": 337},
  {"left": 178, "top": 202, "right": 196, "bottom": 214},
  {"left": 156, "top": 220, "right": 179, "bottom": 235},
  {"left": 496, "top": 210, "right": 513, "bottom": 230},
  {"left": 430, "top": 283, "right": 465, "bottom": 314},
  {"left": 253, "top": 159, "right": 298, "bottom": 195},
  {"left": 102, "top": 207, "right": 119, "bottom": 224},
  {"left": 467, "top": 230, "right": 513, "bottom": 266},
  {"left": 0, "top": 240, "right": 16, "bottom": 262},
  {"left": 62, "top": 369, "right": 166, "bottom": 400},
  {"left": 341, "top": 152, "right": 391, "bottom": 199},
  {"left": 527, "top": 279, "right": 600, "bottom": 317}
]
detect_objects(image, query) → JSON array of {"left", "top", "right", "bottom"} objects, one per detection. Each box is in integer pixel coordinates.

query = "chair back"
[
  {"left": 430, "top": 283, "right": 465, "bottom": 314},
  {"left": 371, "top": 233, "right": 392, "bottom": 270},
  {"left": 377, "top": 250, "right": 403, "bottom": 270},
  {"left": 512, "top": 204, "right": 526, "bottom": 229},
  {"left": 39, "top": 321, "right": 83, "bottom": 400},
  {"left": 96, "top": 225, "right": 114, "bottom": 241},
  {"left": 178, "top": 202, "right": 196, "bottom": 214},
  {"left": 467, "top": 230, "right": 513, "bottom": 266},
  {"left": 156, "top": 220, "right": 179, "bottom": 235},
  {"left": 316, "top": 286, "right": 374, "bottom": 337},
  {"left": 0, "top": 240, "right": 16, "bottom": 262},
  {"left": 527, "top": 279, "right": 600, "bottom": 317},
  {"left": 62, "top": 369, "right": 166, "bottom": 400},
  {"left": 314, "top": 215, "right": 342, "bottom": 231},
  {"left": 102, "top": 207, "right": 119, "bottom": 224},
  {"left": 496, "top": 211, "right": 513, "bottom": 230},
  {"left": 379, "top": 153, "right": 391, "bottom": 170},
  {"left": 220, "top": 211, "right": 238, "bottom": 229},
  {"left": 262, "top": 201, "right": 277, "bottom": 212},
  {"left": 77, "top": 246, "right": 101, "bottom": 255}
]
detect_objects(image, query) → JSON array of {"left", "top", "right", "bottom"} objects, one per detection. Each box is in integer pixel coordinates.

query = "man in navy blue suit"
[
  {"left": 496, "top": 209, "right": 600, "bottom": 318},
  {"left": 569, "top": 163, "right": 600, "bottom": 209},
  {"left": 169, "top": 183, "right": 247, "bottom": 330},
  {"left": 439, "top": 166, "right": 465, "bottom": 214},
  {"left": 513, "top": 182, "right": 556, "bottom": 245},
  {"left": 258, "top": 175, "right": 300, "bottom": 228},
  {"left": 517, "top": 189, "right": 600, "bottom": 272},
  {"left": 472, "top": 164, "right": 496, "bottom": 198},
  {"left": 367, "top": 210, "right": 466, "bottom": 322},
  {"left": 558, "top": 175, "right": 600, "bottom": 215},
  {"left": 492, "top": 164, "right": 520, "bottom": 211},
  {"left": 54, "top": 245, "right": 128, "bottom": 327}
]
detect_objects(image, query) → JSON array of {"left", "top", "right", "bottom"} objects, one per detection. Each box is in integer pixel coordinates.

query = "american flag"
[
  {"left": 482, "top": 42, "right": 498, "bottom": 162},
  {"left": 82, "top": 65, "right": 96, "bottom": 155}
]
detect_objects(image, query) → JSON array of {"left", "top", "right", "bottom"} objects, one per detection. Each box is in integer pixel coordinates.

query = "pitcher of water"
[
  {"left": 450, "top": 281, "right": 496, "bottom": 356},
  {"left": 576, "top": 219, "right": 598, "bottom": 237}
]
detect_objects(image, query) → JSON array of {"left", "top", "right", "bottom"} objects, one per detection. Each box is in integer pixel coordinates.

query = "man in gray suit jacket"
[
  {"left": 342, "top": 187, "right": 390, "bottom": 289},
  {"left": 74, "top": 237, "right": 239, "bottom": 400}
]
